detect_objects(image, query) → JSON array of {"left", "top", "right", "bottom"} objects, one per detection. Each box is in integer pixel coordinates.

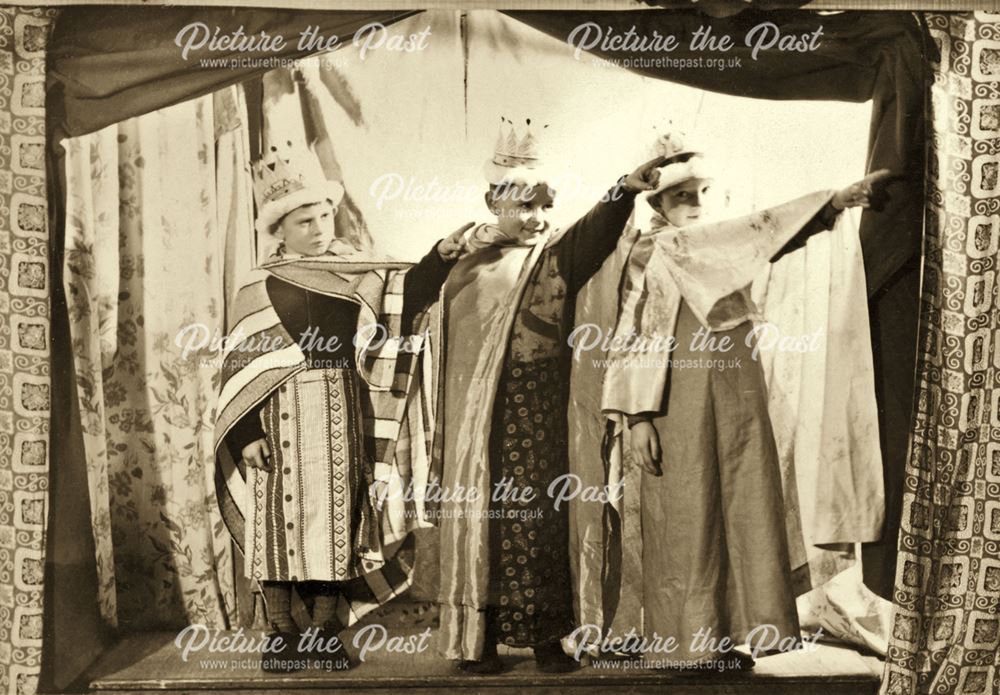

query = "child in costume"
[
  {"left": 432, "top": 118, "right": 665, "bottom": 674},
  {"left": 600, "top": 130, "right": 890, "bottom": 670},
  {"left": 213, "top": 143, "right": 467, "bottom": 672}
]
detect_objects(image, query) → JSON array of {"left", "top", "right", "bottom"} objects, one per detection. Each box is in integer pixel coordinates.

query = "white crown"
[
  {"left": 492, "top": 117, "right": 546, "bottom": 166},
  {"left": 648, "top": 122, "right": 703, "bottom": 162},
  {"left": 252, "top": 141, "right": 344, "bottom": 234},
  {"left": 484, "top": 117, "right": 553, "bottom": 185}
]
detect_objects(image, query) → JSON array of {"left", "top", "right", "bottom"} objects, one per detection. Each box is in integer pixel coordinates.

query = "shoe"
[
  {"left": 305, "top": 627, "right": 355, "bottom": 671},
  {"left": 260, "top": 629, "right": 304, "bottom": 674},
  {"left": 457, "top": 641, "right": 503, "bottom": 675},
  {"left": 719, "top": 649, "right": 756, "bottom": 672},
  {"left": 534, "top": 640, "right": 580, "bottom": 673},
  {"left": 652, "top": 649, "right": 755, "bottom": 674}
]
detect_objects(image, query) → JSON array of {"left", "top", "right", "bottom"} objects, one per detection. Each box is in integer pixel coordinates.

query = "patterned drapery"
[
  {"left": 62, "top": 89, "right": 250, "bottom": 630},
  {"left": 882, "top": 11, "right": 1000, "bottom": 695},
  {"left": 0, "top": 8, "right": 56, "bottom": 695}
]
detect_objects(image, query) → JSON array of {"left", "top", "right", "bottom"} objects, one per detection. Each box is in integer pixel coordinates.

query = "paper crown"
[
  {"left": 483, "top": 117, "right": 554, "bottom": 186},
  {"left": 647, "top": 126, "right": 714, "bottom": 195},
  {"left": 648, "top": 124, "right": 704, "bottom": 162},
  {"left": 252, "top": 141, "right": 345, "bottom": 234}
]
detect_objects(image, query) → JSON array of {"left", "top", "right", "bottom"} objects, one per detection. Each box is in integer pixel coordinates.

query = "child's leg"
[
  {"left": 262, "top": 580, "right": 297, "bottom": 633},
  {"left": 641, "top": 336, "right": 725, "bottom": 664},
  {"left": 712, "top": 331, "right": 799, "bottom": 645},
  {"left": 311, "top": 581, "right": 340, "bottom": 630}
]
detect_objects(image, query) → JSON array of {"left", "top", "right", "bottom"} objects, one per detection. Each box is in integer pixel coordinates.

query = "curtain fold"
[
  {"left": 882, "top": 12, "right": 1000, "bottom": 695},
  {"left": 506, "top": 8, "right": 924, "bottom": 296},
  {"left": 62, "top": 88, "right": 252, "bottom": 629},
  {"left": 215, "top": 86, "right": 256, "bottom": 325},
  {"left": 46, "top": 8, "right": 418, "bottom": 141}
]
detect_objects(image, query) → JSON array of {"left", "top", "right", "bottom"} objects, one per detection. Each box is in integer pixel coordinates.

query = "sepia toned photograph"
[{"left": 0, "top": 0, "right": 996, "bottom": 693}]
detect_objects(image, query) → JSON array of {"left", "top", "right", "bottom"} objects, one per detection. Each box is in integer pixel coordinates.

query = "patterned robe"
[
  {"left": 433, "top": 185, "right": 637, "bottom": 659},
  {"left": 213, "top": 248, "right": 449, "bottom": 625}
]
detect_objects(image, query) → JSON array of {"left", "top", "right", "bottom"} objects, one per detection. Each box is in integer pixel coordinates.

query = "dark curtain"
[
  {"left": 44, "top": 7, "right": 926, "bottom": 602},
  {"left": 508, "top": 9, "right": 927, "bottom": 599},
  {"left": 507, "top": 9, "right": 924, "bottom": 295},
  {"left": 46, "top": 7, "right": 418, "bottom": 140}
]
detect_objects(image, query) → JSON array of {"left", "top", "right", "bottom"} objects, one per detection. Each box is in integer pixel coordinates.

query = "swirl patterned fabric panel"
[
  {"left": 882, "top": 12, "right": 1000, "bottom": 695},
  {"left": 0, "top": 8, "right": 57, "bottom": 695}
]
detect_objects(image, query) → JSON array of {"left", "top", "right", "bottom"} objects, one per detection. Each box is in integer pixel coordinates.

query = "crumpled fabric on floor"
[{"left": 797, "top": 561, "right": 892, "bottom": 656}]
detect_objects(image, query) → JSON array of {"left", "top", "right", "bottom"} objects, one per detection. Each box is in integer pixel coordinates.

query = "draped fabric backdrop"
[
  {"left": 43, "top": 0, "right": 917, "bottom": 641},
  {"left": 882, "top": 11, "right": 1000, "bottom": 695},
  {"left": 62, "top": 88, "right": 253, "bottom": 629},
  {"left": 16, "top": 5, "right": 970, "bottom": 694},
  {"left": 0, "top": 8, "right": 56, "bottom": 695}
]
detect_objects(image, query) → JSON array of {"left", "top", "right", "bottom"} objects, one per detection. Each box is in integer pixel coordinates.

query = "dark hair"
[{"left": 486, "top": 181, "right": 557, "bottom": 206}]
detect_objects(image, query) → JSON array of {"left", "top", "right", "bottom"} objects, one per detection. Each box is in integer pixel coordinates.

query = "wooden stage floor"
[{"left": 83, "top": 626, "right": 883, "bottom": 695}]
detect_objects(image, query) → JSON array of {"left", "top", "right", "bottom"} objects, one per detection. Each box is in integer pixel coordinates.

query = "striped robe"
[{"left": 213, "top": 253, "right": 436, "bottom": 628}]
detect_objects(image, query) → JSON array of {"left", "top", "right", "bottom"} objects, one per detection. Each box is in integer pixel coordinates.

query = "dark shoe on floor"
[
  {"left": 652, "top": 650, "right": 755, "bottom": 674},
  {"left": 306, "top": 627, "right": 355, "bottom": 671},
  {"left": 457, "top": 641, "right": 503, "bottom": 675},
  {"left": 534, "top": 640, "right": 580, "bottom": 673},
  {"left": 260, "top": 630, "right": 303, "bottom": 674},
  {"left": 720, "top": 649, "right": 756, "bottom": 672}
]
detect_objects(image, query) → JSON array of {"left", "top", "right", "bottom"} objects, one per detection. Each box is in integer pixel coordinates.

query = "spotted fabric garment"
[{"left": 488, "top": 356, "right": 575, "bottom": 647}]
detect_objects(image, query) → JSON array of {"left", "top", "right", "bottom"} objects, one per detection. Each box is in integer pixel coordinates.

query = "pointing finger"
[
  {"left": 641, "top": 155, "right": 669, "bottom": 171},
  {"left": 861, "top": 169, "right": 893, "bottom": 187}
]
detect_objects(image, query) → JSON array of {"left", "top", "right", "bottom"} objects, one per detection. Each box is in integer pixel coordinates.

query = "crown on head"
[
  {"left": 649, "top": 122, "right": 703, "bottom": 162},
  {"left": 252, "top": 140, "right": 328, "bottom": 209},
  {"left": 490, "top": 117, "right": 549, "bottom": 169}
]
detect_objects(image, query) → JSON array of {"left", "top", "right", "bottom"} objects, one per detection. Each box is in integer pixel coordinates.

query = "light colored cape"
[
  {"left": 569, "top": 191, "right": 884, "bottom": 636},
  {"left": 429, "top": 230, "right": 557, "bottom": 661}
]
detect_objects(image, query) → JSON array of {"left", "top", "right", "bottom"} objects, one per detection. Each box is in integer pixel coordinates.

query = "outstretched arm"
[
  {"left": 559, "top": 156, "right": 666, "bottom": 294},
  {"left": 400, "top": 223, "right": 472, "bottom": 331},
  {"left": 771, "top": 169, "right": 893, "bottom": 263}
]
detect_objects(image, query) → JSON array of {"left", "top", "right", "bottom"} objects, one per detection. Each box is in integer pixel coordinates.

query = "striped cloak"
[{"left": 213, "top": 253, "right": 436, "bottom": 628}]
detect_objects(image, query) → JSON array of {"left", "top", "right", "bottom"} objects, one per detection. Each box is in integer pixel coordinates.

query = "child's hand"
[
  {"left": 437, "top": 222, "right": 474, "bottom": 261},
  {"left": 242, "top": 438, "right": 271, "bottom": 472},
  {"left": 622, "top": 155, "right": 669, "bottom": 194},
  {"left": 832, "top": 169, "right": 893, "bottom": 210},
  {"left": 629, "top": 421, "right": 662, "bottom": 476}
]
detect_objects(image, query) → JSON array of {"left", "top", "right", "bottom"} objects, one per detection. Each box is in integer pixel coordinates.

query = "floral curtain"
[
  {"left": 62, "top": 87, "right": 252, "bottom": 629},
  {"left": 0, "top": 8, "right": 57, "bottom": 695},
  {"left": 882, "top": 11, "right": 1000, "bottom": 695}
]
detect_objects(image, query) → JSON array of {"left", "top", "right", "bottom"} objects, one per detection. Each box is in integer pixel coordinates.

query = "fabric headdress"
[
  {"left": 647, "top": 127, "right": 714, "bottom": 195},
  {"left": 483, "top": 117, "right": 554, "bottom": 186},
  {"left": 252, "top": 140, "right": 345, "bottom": 234}
]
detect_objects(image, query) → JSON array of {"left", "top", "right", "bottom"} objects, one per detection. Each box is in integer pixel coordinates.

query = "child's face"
[
  {"left": 486, "top": 182, "right": 556, "bottom": 244},
  {"left": 275, "top": 200, "right": 338, "bottom": 255},
  {"left": 651, "top": 178, "right": 715, "bottom": 227}
]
